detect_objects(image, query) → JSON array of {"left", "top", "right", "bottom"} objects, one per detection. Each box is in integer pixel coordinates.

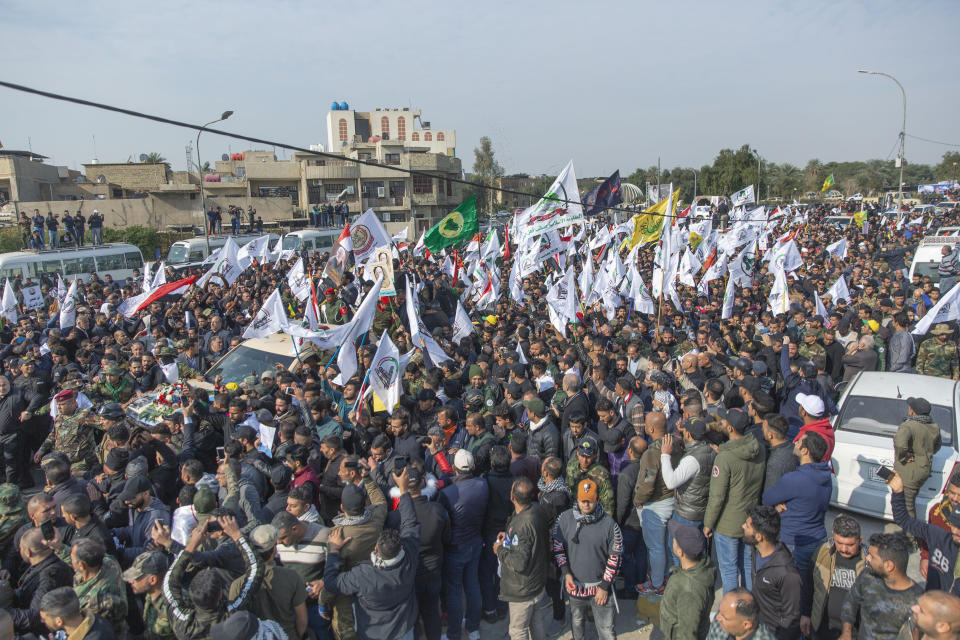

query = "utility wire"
[
  {"left": 905, "top": 133, "right": 960, "bottom": 148},
  {"left": 0, "top": 79, "right": 800, "bottom": 222}
]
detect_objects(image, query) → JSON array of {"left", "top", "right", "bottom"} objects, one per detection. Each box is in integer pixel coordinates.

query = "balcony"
[
  {"left": 243, "top": 162, "right": 301, "bottom": 180},
  {"left": 361, "top": 196, "right": 410, "bottom": 211},
  {"left": 304, "top": 164, "right": 359, "bottom": 180}
]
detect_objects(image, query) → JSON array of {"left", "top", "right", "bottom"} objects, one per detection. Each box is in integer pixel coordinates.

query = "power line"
[
  {"left": 905, "top": 133, "right": 960, "bottom": 148},
  {"left": 0, "top": 79, "right": 787, "bottom": 222}
]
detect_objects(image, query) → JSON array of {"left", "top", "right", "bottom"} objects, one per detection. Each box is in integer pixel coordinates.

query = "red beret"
[
  {"left": 324, "top": 288, "right": 335, "bottom": 295},
  {"left": 55, "top": 389, "right": 76, "bottom": 401}
]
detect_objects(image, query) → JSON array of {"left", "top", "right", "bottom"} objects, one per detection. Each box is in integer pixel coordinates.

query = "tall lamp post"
[
  {"left": 859, "top": 70, "right": 906, "bottom": 213},
  {"left": 197, "top": 110, "right": 234, "bottom": 251}
]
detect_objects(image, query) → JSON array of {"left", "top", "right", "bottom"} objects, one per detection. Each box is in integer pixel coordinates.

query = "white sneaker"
[{"left": 468, "top": 632, "right": 480, "bottom": 640}]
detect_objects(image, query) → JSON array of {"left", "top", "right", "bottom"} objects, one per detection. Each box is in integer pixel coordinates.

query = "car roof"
[
  {"left": 846, "top": 371, "right": 957, "bottom": 402},
  {"left": 237, "top": 332, "right": 317, "bottom": 357}
]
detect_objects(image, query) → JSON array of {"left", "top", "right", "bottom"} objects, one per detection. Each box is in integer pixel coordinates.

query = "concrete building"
[
  {"left": 0, "top": 150, "right": 85, "bottom": 204},
  {"left": 325, "top": 104, "right": 456, "bottom": 157},
  {"left": 496, "top": 174, "right": 540, "bottom": 210}
]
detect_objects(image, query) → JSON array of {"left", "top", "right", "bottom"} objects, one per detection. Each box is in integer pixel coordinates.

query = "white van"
[
  {"left": 908, "top": 233, "right": 960, "bottom": 286},
  {"left": 0, "top": 244, "right": 144, "bottom": 282},
  {"left": 166, "top": 234, "right": 279, "bottom": 270},
  {"left": 280, "top": 229, "right": 340, "bottom": 255}
]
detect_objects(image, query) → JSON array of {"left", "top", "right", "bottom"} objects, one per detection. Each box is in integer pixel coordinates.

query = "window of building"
[
  {"left": 424, "top": 132, "right": 432, "bottom": 142},
  {"left": 237, "top": 167, "right": 245, "bottom": 178},
  {"left": 385, "top": 153, "right": 401, "bottom": 165},
  {"left": 412, "top": 132, "right": 420, "bottom": 142},
  {"left": 338, "top": 118, "right": 348, "bottom": 142},
  {"left": 389, "top": 181, "right": 406, "bottom": 198},
  {"left": 413, "top": 175, "right": 433, "bottom": 194},
  {"left": 397, "top": 117, "right": 406, "bottom": 141},
  {"left": 358, "top": 152, "right": 372, "bottom": 161},
  {"left": 361, "top": 181, "right": 385, "bottom": 199},
  {"left": 380, "top": 116, "right": 390, "bottom": 139},
  {"left": 446, "top": 178, "right": 453, "bottom": 196},
  {"left": 437, "top": 132, "right": 445, "bottom": 142}
]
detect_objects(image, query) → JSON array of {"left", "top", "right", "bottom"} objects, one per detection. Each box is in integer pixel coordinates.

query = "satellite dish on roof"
[
  {"left": 97, "top": 174, "right": 107, "bottom": 184},
  {"left": 221, "top": 154, "right": 229, "bottom": 161},
  {"left": 139, "top": 154, "right": 148, "bottom": 162}
]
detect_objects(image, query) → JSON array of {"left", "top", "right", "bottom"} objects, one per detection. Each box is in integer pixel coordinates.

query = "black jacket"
[
  {"left": 560, "top": 391, "right": 591, "bottom": 433},
  {"left": 386, "top": 494, "right": 450, "bottom": 577},
  {"left": 496, "top": 503, "right": 551, "bottom": 601},
  {"left": 892, "top": 490, "right": 959, "bottom": 596},
  {"left": 615, "top": 459, "right": 642, "bottom": 531},
  {"left": 527, "top": 417, "right": 560, "bottom": 461},
  {"left": 11, "top": 553, "right": 73, "bottom": 632},
  {"left": 751, "top": 543, "right": 802, "bottom": 640},
  {"left": 482, "top": 469, "right": 515, "bottom": 539},
  {"left": 0, "top": 386, "right": 44, "bottom": 435}
]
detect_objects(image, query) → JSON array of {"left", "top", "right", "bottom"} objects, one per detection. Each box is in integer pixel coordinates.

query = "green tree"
[
  {"left": 935, "top": 152, "right": 960, "bottom": 181},
  {"left": 472, "top": 137, "right": 504, "bottom": 216},
  {"left": 143, "top": 152, "right": 167, "bottom": 164}
]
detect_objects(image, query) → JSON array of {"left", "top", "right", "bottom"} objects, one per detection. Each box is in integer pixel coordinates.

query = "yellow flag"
[
  {"left": 626, "top": 189, "right": 680, "bottom": 249},
  {"left": 853, "top": 209, "right": 867, "bottom": 228}
]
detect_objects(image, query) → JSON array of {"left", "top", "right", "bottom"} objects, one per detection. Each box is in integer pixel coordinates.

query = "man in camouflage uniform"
[
  {"left": 798, "top": 327, "right": 826, "bottom": 364},
  {"left": 565, "top": 438, "right": 614, "bottom": 515},
  {"left": 71, "top": 538, "right": 128, "bottom": 639},
  {"left": 123, "top": 551, "right": 173, "bottom": 640},
  {"left": 156, "top": 346, "right": 202, "bottom": 381},
  {"left": 916, "top": 323, "right": 960, "bottom": 379},
  {"left": 34, "top": 388, "right": 100, "bottom": 473},
  {"left": 89, "top": 365, "right": 136, "bottom": 404},
  {"left": 0, "top": 484, "right": 27, "bottom": 560},
  {"left": 95, "top": 403, "right": 131, "bottom": 466},
  {"left": 320, "top": 287, "right": 349, "bottom": 325},
  {"left": 467, "top": 364, "right": 503, "bottom": 413}
]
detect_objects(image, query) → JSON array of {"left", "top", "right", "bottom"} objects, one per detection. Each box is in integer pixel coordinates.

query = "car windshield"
[
  {"left": 913, "top": 261, "right": 941, "bottom": 282},
  {"left": 836, "top": 395, "right": 953, "bottom": 445},
  {"left": 282, "top": 236, "right": 302, "bottom": 250},
  {"left": 167, "top": 245, "right": 190, "bottom": 264},
  {"left": 204, "top": 345, "right": 295, "bottom": 385}
]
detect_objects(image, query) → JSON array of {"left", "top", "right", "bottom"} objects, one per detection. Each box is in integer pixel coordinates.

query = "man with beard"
[
  {"left": 909, "top": 591, "right": 960, "bottom": 640},
  {"left": 802, "top": 515, "right": 866, "bottom": 640},
  {"left": 840, "top": 533, "right": 922, "bottom": 640},
  {"left": 742, "top": 505, "right": 802, "bottom": 640},
  {"left": 109, "top": 476, "right": 170, "bottom": 565}
]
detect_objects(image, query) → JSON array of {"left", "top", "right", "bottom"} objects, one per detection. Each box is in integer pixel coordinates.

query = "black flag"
[{"left": 581, "top": 170, "right": 622, "bottom": 216}]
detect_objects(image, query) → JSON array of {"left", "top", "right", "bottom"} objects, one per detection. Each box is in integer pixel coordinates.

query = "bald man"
[
  {"left": 10, "top": 528, "right": 73, "bottom": 633},
  {"left": 561, "top": 373, "right": 591, "bottom": 433},
  {"left": 912, "top": 591, "right": 960, "bottom": 640}
]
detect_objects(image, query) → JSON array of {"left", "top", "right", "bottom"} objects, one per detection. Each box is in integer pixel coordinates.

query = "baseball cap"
[
  {"left": 945, "top": 506, "right": 960, "bottom": 528},
  {"left": 416, "top": 388, "right": 437, "bottom": 402},
  {"left": 122, "top": 551, "right": 169, "bottom": 582},
  {"left": 118, "top": 475, "right": 152, "bottom": 502},
  {"left": 523, "top": 397, "right": 546, "bottom": 417},
  {"left": 250, "top": 525, "right": 278, "bottom": 553},
  {"left": 261, "top": 370, "right": 276, "bottom": 380},
  {"left": 668, "top": 519, "right": 706, "bottom": 558},
  {"left": 578, "top": 437, "right": 599, "bottom": 458},
  {"left": 795, "top": 392, "right": 825, "bottom": 418},
  {"left": 255, "top": 409, "right": 274, "bottom": 424},
  {"left": 724, "top": 408, "right": 750, "bottom": 432},
  {"left": 681, "top": 417, "right": 709, "bottom": 441},
  {"left": 907, "top": 397, "right": 931, "bottom": 416},
  {"left": 193, "top": 487, "right": 218, "bottom": 515},
  {"left": 99, "top": 403, "right": 125, "bottom": 421},
  {"left": 454, "top": 449, "right": 475, "bottom": 472},
  {"left": 340, "top": 484, "right": 365, "bottom": 516},
  {"left": 577, "top": 479, "right": 598, "bottom": 502}
]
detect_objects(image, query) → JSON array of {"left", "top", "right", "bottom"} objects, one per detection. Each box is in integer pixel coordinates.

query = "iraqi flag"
[{"left": 132, "top": 276, "right": 196, "bottom": 314}]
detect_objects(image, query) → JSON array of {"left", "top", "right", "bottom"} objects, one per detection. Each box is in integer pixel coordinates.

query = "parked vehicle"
[
  {"left": 199, "top": 331, "right": 319, "bottom": 390},
  {"left": 280, "top": 229, "right": 340, "bottom": 254},
  {"left": 830, "top": 371, "right": 959, "bottom": 521},
  {"left": 0, "top": 243, "right": 143, "bottom": 282},
  {"left": 166, "top": 233, "right": 279, "bottom": 273},
  {"left": 908, "top": 233, "right": 960, "bottom": 286}
]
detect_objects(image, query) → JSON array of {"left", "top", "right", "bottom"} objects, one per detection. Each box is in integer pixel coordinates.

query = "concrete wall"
[{"left": 82, "top": 163, "right": 171, "bottom": 190}]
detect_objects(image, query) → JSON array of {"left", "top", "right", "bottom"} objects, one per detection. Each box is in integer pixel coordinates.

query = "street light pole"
[
  {"left": 859, "top": 70, "right": 906, "bottom": 214},
  {"left": 197, "top": 110, "right": 234, "bottom": 251}
]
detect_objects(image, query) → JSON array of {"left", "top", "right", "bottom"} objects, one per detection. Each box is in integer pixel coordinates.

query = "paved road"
[{"left": 474, "top": 507, "right": 918, "bottom": 640}]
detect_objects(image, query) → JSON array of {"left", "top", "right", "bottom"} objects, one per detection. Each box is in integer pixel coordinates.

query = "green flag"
[{"left": 424, "top": 195, "right": 478, "bottom": 253}]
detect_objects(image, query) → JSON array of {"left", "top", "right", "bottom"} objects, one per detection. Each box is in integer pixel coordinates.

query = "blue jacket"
[
  {"left": 762, "top": 461, "right": 832, "bottom": 546},
  {"left": 439, "top": 474, "right": 489, "bottom": 548}
]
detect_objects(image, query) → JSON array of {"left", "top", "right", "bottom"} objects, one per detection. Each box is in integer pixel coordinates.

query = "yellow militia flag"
[
  {"left": 626, "top": 188, "right": 680, "bottom": 249},
  {"left": 821, "top": 174, "right": 835, "bottom": 192},
  {"left": 853, "top": 210, "right": 868, "bottom": 228}
]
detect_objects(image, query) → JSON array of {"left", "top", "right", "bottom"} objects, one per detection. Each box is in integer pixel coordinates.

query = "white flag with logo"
[
  {"left": 286, "top": 258, "right": 311, "bottom": 301},
  {"left": 730, "top": 185, "right": 756, "bottom": 207},
  {"left": 351, "top": 209, "right": 393, "bottom": 264},
  {"left": 913, "top": 281, "right": 960, "bottom": 335},
  {"left": 142, "top": 262, "right": 152, "bottom": 293},
  {"left": 722, "top": 276, "right": 736, "bottom": 320},
  {"left": 814, "top": 290, "right": 829, "bottom": 327},
  {"left": 57, "top": 275, "right": 67, "bottom": 305},
  {"left": 198, "top": 237, "right": 244, "bottom": 287},
  {"left": 368, "top": 331, "right": 401, "bottom": 413},
  {"left": 766, "top": 239, "right": 803, "bottom": 273},
  {"left": 242, "top": 289, "right": 289, "bottom": 339},
  {"left": 59, "top": 279, "right": 78, "bottom": 330},
  {"left": 827, "top": 275, "right": 851, "bottom": 303},
  {"left": 452, "top": 300, "right": 473, "bottom": 343},
  {"left": 826, "top": 237, "right": 848, "bottom": 260},
  {"left": 728, "top": 241, "right": 756, "bottom": 287},
  {"left": 150, "top": 262, "right": 166, "bottom": 290},
  {"left": 237, "top": 236, "right": 271, "bottom": 270},
  {"left": 767, "top": 267, "right": 790, "bottom": 317},
  {"left": 1, "top": 280, "right": 18, "bottom": 325},
  {"left": 515, "top": 160, "right": 584, "bottom": 242}
]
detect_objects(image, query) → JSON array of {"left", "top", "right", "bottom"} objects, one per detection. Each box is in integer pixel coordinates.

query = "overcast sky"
[{"left": 3, "top": 0, "right": 959, "bottom": 178}]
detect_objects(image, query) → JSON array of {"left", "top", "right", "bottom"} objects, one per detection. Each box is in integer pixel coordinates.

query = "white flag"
[
  {"left": 730, "top": 185, "right": 756, "bottom": 207},
  {"left": 161, "top": 361, "right": 180, "bottom": 384},
  {"left": 150, "top": 262, "right": 166, "bottom": 290},
  {"left": 237, "top": 236, "right": 271, "bottom": 270},
  {"left": 728, "top": 241, "right": 756, "bottom": 287},
  {"left": 814, "top": 290, "right": 829, "bottom": 326},
  {"left": 57, "top": 275, "right": 67, "bottom": 304},
  {"left": 514, "top": 160, "right": 584, "bottom": 242},
  {"left": 766, "top": 240, "right": 803, "bottom": 273},
  {"left": 508, "top": 260, "right": 525, "bottom": 308},
  {"left": 198, "top": 237, "right": 244, "bottom": 287},
  {"left": 1, "top": 280, "right": 18, "bottom": 325},
  {"left": 628, "top": 266, "right": 655, "bottom": 314},
  {"left": 825, "top": 238, "right": 848, "bottom": 260},
  {"left": 392, "top": 226, "right": 409, "bottom": 244},
  {"left": 351, "top": 209, "right": 393, "bottom": 264},
  {"left": 913, "top": 281, "right": 960, "bottom": 335},
  {"left": 59, "top": 279, "right": 78, "bottom": 330},
  {"left": 452, "top": 301, "right": 473, "bottom": 343},
  {"left": 286, "top": 258, "right": 311, "bottom": 301},
  {"left": 767, "top": 267, "right": 790, "bottom": 317},
  {"left": 142, "top": 262, "right": 152, "bottom": 293},
  {"left": 242, "top": 289, "right": 289, "bottom": 339},
  {"left": 405, "top": 277, "right": 449, "bottom": 365},
  {"left": 368, "top": 331, "right": 401, "bottom": 414},
  {"left": 827, "top": 276, "right": 851, "bottom": 303},
  {"left": 722, "top": 276, "right": 736, "bottom": 320},
  {"left": 546, "top": 267, "right": 578, "bottom": 323}
]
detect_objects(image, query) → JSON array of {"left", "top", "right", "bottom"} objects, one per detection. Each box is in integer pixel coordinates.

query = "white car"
[
  {"left": 199, "top": 332, "right": 320, "bottom": 390},
  {"left": 830, "top": 371, "right": 959, "bottom": 521}
]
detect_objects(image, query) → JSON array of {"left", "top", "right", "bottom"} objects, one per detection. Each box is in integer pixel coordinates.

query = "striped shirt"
[{"left": 276, "top": 522, "right": 330, "bottom": 582}]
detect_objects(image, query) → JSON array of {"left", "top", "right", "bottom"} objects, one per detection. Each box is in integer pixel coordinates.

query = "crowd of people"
[
  {"left": 0, "top": 200, "right": 956, "bottom": 640},
  {"left": 18, "top": 209, "right": 105, "bottom": 250}
]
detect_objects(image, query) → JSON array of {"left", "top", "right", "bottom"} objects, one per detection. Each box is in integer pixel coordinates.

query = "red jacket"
[
  {"left": 291, "top": 465, "right": 321, "bottom": 504},
  {"left": 794, "top": 418, "right": 835, "bottom": 460}
]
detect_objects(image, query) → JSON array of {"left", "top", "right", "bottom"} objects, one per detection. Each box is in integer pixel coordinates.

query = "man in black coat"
[
  {"left": 537, "top": 456, "right": 571, "bottom": 629},
  {"left": 10, "top": 528, "right": 74, "bottom": 634},
  {"left": 0, "top": 375, "right": 44, "bottom": 485},
  {"left": 615, "top": 436, "right": 648, "bottom": 600}
]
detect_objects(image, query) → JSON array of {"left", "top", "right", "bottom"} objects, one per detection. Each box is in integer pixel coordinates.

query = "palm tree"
[{"left": 143, "top": 152, "right": 166, "bottom": 164}]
